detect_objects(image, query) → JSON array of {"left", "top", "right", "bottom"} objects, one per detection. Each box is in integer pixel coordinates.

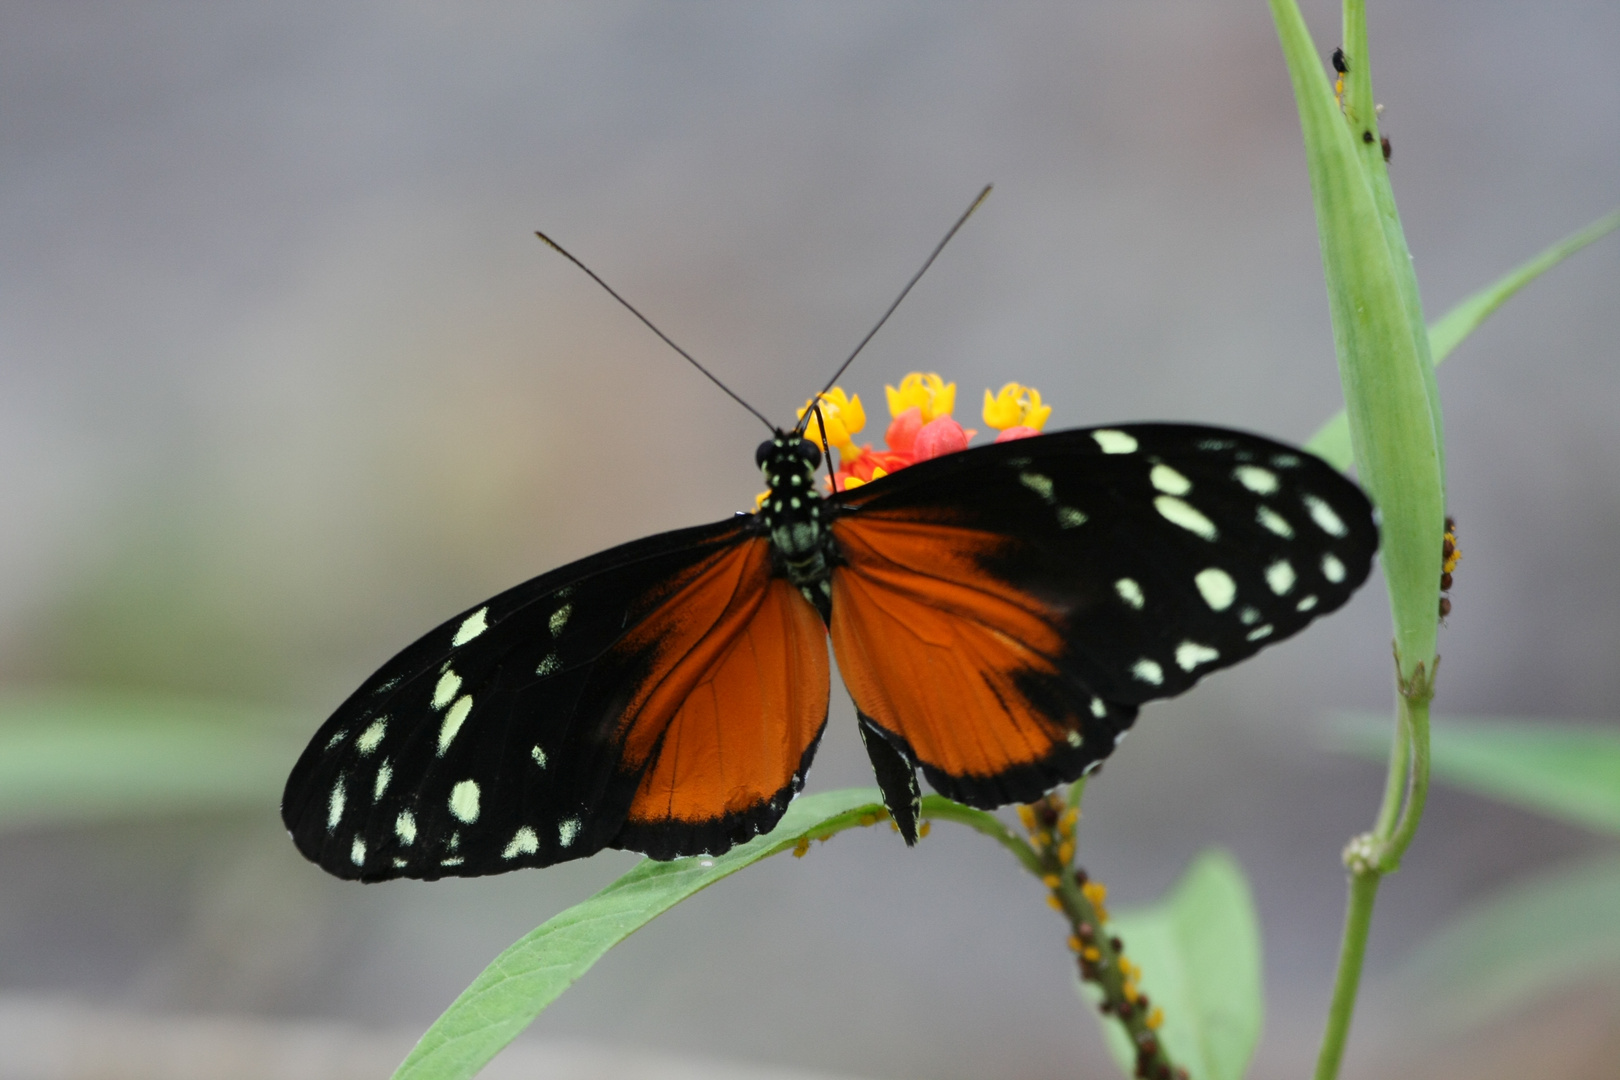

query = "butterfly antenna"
[
  {"left": 809, "top": 400, "right": 839, "bottom": 493},
  {"left": 797, "top": 184, "right": 993, "bottom": 436},
  {"left": 534, "top": 229, "right": 776, "bottom": 432}
]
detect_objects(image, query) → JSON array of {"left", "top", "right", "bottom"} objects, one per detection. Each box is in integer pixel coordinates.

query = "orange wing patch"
[
  {"left": 830, "top": 513, "right": 1081, "bottom": 786},
  {"left": 612, "top": 539, "right": 830, "bottom": 830}
]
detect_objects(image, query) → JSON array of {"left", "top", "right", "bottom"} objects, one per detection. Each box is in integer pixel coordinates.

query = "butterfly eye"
[
  {"left": 755, "top": 440, "right": 777, "bottom": 468},
  {"left": 795, "top": 439, "right": 823, "bottom": 468}
]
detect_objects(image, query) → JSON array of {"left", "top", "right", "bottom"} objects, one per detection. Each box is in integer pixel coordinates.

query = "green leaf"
[
  {"left": 1306, "top": 208, "right": 1620, "bottom": 472},
  {"left": 393, "top": 788, "right": 894, "bottom": 1080},
  {"left": 1270, "top": 0, "right": 1444, "bottom": 680},
  {"left": 1334, "top": 716, "right": 1620, "bottom": 835},
  {"left": 1400, "top": 854, "right": 1620, "bottom": 1025},
  {"left": 1085, "top": 850, "right": 1264, "bottom": 1080},
  {"left": 0, "top": 689, "right": 304, "bottom": 827}
]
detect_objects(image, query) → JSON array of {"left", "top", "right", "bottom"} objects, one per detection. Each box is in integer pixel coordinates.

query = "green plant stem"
[
  {"left": 1383, "top": 693, "right": 1432, "bottom": 869},
  {"left": 1314, "top": 871, "right": 1380, "bottom": 1080},
  {"left": 1371, "top": 697, "right": 1411, "bottom": 838}
]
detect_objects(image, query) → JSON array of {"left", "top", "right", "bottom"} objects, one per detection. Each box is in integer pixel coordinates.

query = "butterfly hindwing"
[
  {"left": 827, "top": 424, "right": 1377, "bottom": 808},
  {"left": 282, "top": 515, "right": 829, "bottom": 880}
]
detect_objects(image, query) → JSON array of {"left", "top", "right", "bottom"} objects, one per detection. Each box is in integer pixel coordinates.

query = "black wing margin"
[
  {"left": 281, "top": 514, "right": 805, "bottom": 882},
  {"left": 826, "top": 424, "right": 1378, "bottom": 802}
]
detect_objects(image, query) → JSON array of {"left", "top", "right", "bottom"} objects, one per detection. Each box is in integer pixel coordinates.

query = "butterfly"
[{"left": 282, "top": 414, "right": 1377, "bottom": 881}]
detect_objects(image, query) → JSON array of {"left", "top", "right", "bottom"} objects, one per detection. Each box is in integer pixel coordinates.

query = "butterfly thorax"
[{"left": 756, "top": 435, "right": 838, "bottom": 621}]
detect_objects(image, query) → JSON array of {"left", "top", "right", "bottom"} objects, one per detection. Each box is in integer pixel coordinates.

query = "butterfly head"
[{"left": 756, "top": 434, "right": 822, "bottom": 478}]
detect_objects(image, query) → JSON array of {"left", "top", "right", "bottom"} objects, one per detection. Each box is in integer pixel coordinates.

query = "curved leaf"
[
  {"left": 393, "top": 788, "right": 890, "bottom": 1080},
  {"left": 1306, "top": 208, "right": 1620, "bottom": 472},
  {"left": 1335, "top": 715, "right": 1620, "bottom": 834},
  {"left": 1085, "top": 850, "right": 1263, "bottom": 1080},
  {"left": 0, "top": 690, "right": 302, "bottom": 827},
  {"left": 1401, "top": 854, "right": 1620, "bottom": 1025}
]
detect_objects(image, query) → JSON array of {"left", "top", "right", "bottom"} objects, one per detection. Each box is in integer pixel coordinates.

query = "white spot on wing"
[
  {"left": 1303, "top": 494, "right": 1349, "bottom": 537},
  {"left": 1257, "top": 505, "right": 1294, "bottom": 538},
  {"left": 327, "top": 779, "right": 345, "bottom": 832},
  {"left": 438, "top": 694, "right": 473, "bottom": 755},
  {"left": 325, "top": 729, "right": 348, "bottom": 751},
  {"left": 395, "top": 811, "right": 417, "bottom": 845},
  {"left": 449, "top": 779, "right": 481, "bottom": 824},
  {"left": 1019, "top": 472, "right": 1055, "bottom": 502},
  {"left": 1132, "top": 658, "right": 1164, "bottom": 685},
  {"left": 536, "top": 653, "right": 561, "bottom": 677},
  {"left": 1175, "top": 641, "right": 1220, "bottom": 671},
  {"left": 1091, "top": 697, "right": 1107, "bottom": 718},
  {"left": 452, "top": 607, "right": 489, "bottom": 646},
  {"left": 356, "top": 718, "right": 387, "bottom": 756},
  {"left": 1239, "top": 606, "right": 1261, "bottom": 625},
  {"left": 1093, "top": 429, "right": 1138, "bottom": 454},
  {"left": 373, "top": 760, "right": 392, "bottom": 801},
  {"left": 440, "top": 857, "right": 464, "bottom": 867},
  {"left": 1065, "top": 730, "right": 1083, "bottom": 748},
  {"left": 1115, "top": 578, "right": 1145, "bottom": 609},
  {"left": 1296, "top": 595, "right": 1319, "bottom": 612},
  {"left": 1321, "top": 553, "right": 1347, "bottom": 583},
  {"left": 1155, "top": 496, "right": 1218, "bottom": 540},
  {"left": 432, "top": 670, "right": 462, "bottom": 710},
  {"left": 549, "top": 603, "right": 573, "bottom": 637},
  {"left": 350, "top": 837, "right": 366, "bottom": 866},
  {"left": 1194, "top": 567, "right": 1236, "bottom": 611},
  {"left": 531, "top": 745, "right": 548, "bottom": 769},
  {"left": 1057, "top": 506, "right": 1087, "bottom": 528},
  {"left": 558, "top": 818, "right": 581, "bottom": 847},
  {"left": 1150, "top": 464, "right": 1192, "bottom": 496},
  {"left": 503, "top": 826, "right": 540, "bottom": 859},
  {"left": 1233, "top": 465, "right": 1279, "bottom": 494},
  {"left": 1266, "top": 559, "right": 1297, "bottom": 595},
  {"left": 1246, "top": 624, "right": 1274, "bottom": 641}
]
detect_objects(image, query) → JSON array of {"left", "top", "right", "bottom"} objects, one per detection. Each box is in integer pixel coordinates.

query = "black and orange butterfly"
[{"left": 282, "top": 199, "right": 1379, "bottom": 882}]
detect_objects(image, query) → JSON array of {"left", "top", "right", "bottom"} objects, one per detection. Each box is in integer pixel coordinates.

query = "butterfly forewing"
[
  {"left": 282, "top": 515, "right": 824, "bottom": 881},
  {"left": 827, "top": 424, "right": 1376, "bottom": 807}
]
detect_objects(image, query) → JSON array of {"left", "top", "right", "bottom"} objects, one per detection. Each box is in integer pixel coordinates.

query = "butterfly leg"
[{"left": 856, "top": 711, "right": 922, "bottom": 844}]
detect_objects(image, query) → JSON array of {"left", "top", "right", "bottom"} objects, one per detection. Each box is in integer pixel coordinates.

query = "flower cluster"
[{"left": 796, "top": 372, "right": 1053, "bottom": 491}]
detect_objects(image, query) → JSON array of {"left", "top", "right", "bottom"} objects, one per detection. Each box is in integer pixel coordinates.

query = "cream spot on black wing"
[
  {"left": 1266, "top": 560, "right": 1297, "bottom": 595},
  {"left": 1233, "top": 465, "right": 1280, "bottom": 495},
  {"left": 503, "top": 827, "right": 539, "bottom": 859},
  {"left": 549, "top": 603, "right": 573, "bottom": 636},
  {"left": 452, "top": 607, "right": 489, "bottom": 646},
  {"left": 1303, "top": 494, "right": 1349, "bottom": 537},
  {"left": 1257, "top": 506, "right": 1294, "bottom": 538},
  {"left": 1115, "top": 578, "right": 1145, "bottom": 609},
  {"left": 1194, "top": 568, "right": 1236, "bottom": 611},
  {"left": 396, "top": 811, "right": 416, "bottom": 845},
  {"left": 356, "top": 717, "right": 386, "bottom": 756},
  {"left": 1176, "top": 641, "right": 1220, "bottom": 671},
  {"left": 438, "top": 695, "right": 473, "bottom": 754},
  {"left": 1132, "top": 658, "right": 1164, "bottom": 685},
  {"left": 327, "top": 779, "right": 345, "bottom": 832},
  {"left": 432, "top": 671, "right": 461, "bottom": 709},
  {"left": 1155, "top": 496, "right": 1218, "bottom": 540},
  {"left": 1150, "top": 464, "right": 1192, "bottom": 496},
  {"left": 1321, "top": 553, "right": 1347, "bottom": 583},
  {"left": 1093, "top": 429, "right": 1138, "bottom": 454},
  {"left": 449, "top": 779, "right": 481, "bottom": 824}
]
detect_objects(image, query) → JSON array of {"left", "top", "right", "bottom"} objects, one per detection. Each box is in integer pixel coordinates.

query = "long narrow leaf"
[
  {"left": 393, "top": 788, "right": 891, "bottom": 1080},
  {"left": 0, "top": 690, "right": 303, "bottom": 826},
  {"left": 1085, "top": 850, "right": 1264, "bottom": 1080},
  {"left": 1270, "top": 0, "right": 1443, "bottom": 677},
  {"left": 1306, "top": 208, "right": 1620, "bottom": 471},
  {"left": 1334, "top": 715, "right": 1620, "bottom": 834},
  {"left": 1400, "top": 855, "right": 1620, "bottom": 1024}
]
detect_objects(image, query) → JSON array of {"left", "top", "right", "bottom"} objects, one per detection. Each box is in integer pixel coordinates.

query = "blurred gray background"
[{"left": 1, "top": 2, "right": 1617, "bottom": 1078}]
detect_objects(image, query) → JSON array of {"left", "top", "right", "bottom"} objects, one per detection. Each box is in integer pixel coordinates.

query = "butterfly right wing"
[{"left": 282, "top": 514, "right": 828, "bottom": 880}]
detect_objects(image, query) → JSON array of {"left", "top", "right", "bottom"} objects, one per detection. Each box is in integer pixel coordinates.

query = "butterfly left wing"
[
  {"left": 282, "top": 517, "right": 830, "bottom": 881},
  {"left": 827, "top": 423, "right": 1378, "bottom": 813}
]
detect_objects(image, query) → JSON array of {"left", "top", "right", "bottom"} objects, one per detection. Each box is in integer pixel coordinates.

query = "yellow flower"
[
  {"left": 884, "top": 372, "right": 956, "bottom": 422},
  {"left": 797, "top": 387, "right": 867, "bottom": 459},
  {"left": 839, "top": 466, "right": 888, "bottom": 490},
  {"left": 982, "top": 382, "right": 1052, "bottom": 431}
]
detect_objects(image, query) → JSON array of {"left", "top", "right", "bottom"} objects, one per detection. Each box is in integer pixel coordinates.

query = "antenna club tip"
[{"left": 534, "top": 230, "right": 563, "bottom": 252}]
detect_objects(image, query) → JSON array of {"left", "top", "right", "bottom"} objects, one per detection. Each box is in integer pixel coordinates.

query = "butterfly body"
[{"left": 284, "top": 423, "right": 1378, "bottom": 882}]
